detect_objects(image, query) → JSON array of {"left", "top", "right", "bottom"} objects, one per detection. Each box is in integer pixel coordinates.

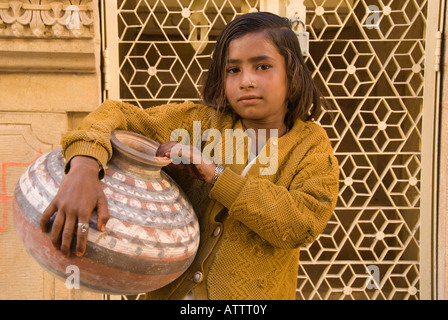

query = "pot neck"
[{"left": 109, "top": 130, "right": 171, "bottom": 179}]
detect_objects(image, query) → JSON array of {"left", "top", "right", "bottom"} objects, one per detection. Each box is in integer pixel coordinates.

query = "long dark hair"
[{"left": 201, "top": 12, "right": 324, "bottom": 127}]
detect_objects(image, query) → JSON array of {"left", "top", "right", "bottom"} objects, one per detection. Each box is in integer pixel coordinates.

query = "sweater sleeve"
[
  {"left": 61, "top": 99, "right": 217, "bottom": 175},
  {"left": 209, "top": 126, "right": 340, "bottom": 250}
]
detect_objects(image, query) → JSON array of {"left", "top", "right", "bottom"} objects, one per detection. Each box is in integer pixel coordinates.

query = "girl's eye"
[
  {"left": 226, "top": 67, "right": 240, "bottom": 74},
  {"left": 257, "top": 64, "right": 271, "bottom": 71}
]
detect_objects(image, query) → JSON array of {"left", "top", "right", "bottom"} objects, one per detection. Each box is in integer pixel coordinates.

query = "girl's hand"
[
  {"left": 39, "top": 156, "right": 110, "bottom": 257},
  {"left": 156, "top": 142, "right": 216, "bottom": 184}
]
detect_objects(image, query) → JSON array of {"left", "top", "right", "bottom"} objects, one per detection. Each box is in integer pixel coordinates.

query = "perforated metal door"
[
  {"left": 103, "top": 0, "right": 260, "bottom": 106},
  {"left": 298, "top": 0, "right": 433, "bottom": 300},
  {"left": 102, "top": 0, "right": 441, "bottom": 299}
]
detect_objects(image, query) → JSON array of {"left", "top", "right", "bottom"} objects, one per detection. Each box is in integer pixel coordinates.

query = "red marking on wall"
[{"left": 0, "top": 150, "right": 42, "bottom": 232}]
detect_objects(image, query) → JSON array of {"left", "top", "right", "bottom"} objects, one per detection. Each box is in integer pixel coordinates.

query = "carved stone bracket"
[{"left": 0, "top": 0, "right": 94, "bottom": 38}]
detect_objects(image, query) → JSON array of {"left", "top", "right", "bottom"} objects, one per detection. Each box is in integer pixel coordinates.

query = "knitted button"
[
  {"left": 271, "top": 138, "right": 278, "bottom": 146},
  {"left": 193, "top": 271, "right": 203, "bottom": 284},
  {"left": 213, "top": 226, "right": 221, "bottom": 237}
]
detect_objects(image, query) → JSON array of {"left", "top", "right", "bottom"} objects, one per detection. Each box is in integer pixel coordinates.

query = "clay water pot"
[{"left": 13, "top": 130, "right": 200, "bottom": 295}]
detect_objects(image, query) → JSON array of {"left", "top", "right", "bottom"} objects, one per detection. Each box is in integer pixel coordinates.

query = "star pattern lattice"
[{"left": 115, "top": 0, "right": 427, "bottom": 300}]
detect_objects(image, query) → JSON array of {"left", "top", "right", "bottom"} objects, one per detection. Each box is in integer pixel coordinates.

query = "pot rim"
[{"left": 110, "top": 130, "right": 172, "bottom": 168}]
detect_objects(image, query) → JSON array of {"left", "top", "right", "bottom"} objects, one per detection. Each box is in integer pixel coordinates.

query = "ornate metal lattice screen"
[
  {"left": 105, "top": 0, "right": 431, "bottom": 300},
  {"left": 299, "top": 0, "right": 427, "bottom": 300},
  {"left": 112, "top": 0, "right": 260, "bottom": 108}
]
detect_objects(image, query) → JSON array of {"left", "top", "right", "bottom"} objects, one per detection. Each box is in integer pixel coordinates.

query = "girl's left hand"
[{"left": 156, "top": 141, "right": 217, "bottom": 184}]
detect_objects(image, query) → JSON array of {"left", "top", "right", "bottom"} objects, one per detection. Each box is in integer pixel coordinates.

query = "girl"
[{"left": 40, "top": 12, "right": 339, "bottom": 300}]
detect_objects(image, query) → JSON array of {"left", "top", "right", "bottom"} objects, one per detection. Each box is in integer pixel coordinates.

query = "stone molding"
[
  {"left": 0, "top": 38, "right": 97, "bottom": 73},
  {"left": 0, "top": 0, "right": 99, "bottom": 74},
  {"left": 0, "top": 0, "right": 94, "bottom": 39}
]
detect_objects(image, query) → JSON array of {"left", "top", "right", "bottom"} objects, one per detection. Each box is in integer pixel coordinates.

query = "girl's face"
[{"left": 225, "top": 31, "right": 288, "bottom": 128}]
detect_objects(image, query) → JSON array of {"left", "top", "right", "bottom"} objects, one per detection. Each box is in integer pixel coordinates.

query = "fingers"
[
  {"left": 50, "top": 211, "right": 94, "bottom": 258},
  {"left": 49, "top": 209, "right": 65, "bottom": 250},
  {"left": 158, "top": 142, "right": 214, "bottom": 166},
  {"left": 164, "top": 144, "right": 216, "bottom": 182},
  {"left": 170, "top": 144, "right": 211, "bottom": 165},
  {"left": 40, "top": 201, "right": 57, "bottom": 232},
  {"left": 41, "top": 195, "right": 109, "bottom": 258},
  {"left": 96, "top": 191, "right": 110, "bottom": 233},
  {"left": 158, "top": 143, "right": 202, "bottom": 164},
  {"left": 76, "top": 193, "right": 109, "bottom": 257},
  {"left": 75, "top": 221, "right": 90, "bottom": 257},
  {"left": 156, "top": 141, "right": 178, "bottom": 157},
  {"left": 59, "top": 215, "right": 76, "bottom": 257},
  {"left": 42, "top": 201, "right": 75, "bottom": 256},
  {"left": 40, "top": 159, "right": 110, "bottom": 258}
]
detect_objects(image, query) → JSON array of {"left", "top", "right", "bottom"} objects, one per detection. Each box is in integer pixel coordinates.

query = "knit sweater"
[{"left": 61, "top": 99, "right": 340, "bottom": 300}]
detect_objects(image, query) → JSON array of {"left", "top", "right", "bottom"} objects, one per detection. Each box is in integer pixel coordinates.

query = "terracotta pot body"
[{"left": 13, "top": 130, "right": 200, "bottom": 295}]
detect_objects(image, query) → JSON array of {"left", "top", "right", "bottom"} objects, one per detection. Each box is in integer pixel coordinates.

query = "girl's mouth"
[{"left": 238, "top": 95, "right": 262, "bottom": 104}]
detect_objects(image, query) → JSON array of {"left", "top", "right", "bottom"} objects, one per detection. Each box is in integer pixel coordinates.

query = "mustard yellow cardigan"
[{"left": 61, "top": 100, "right": 340, "bottom": 300}]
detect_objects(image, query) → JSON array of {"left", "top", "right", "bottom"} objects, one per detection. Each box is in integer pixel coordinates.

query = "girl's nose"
[
  {"left": 240, "top": 77, "right": 256, "bottom": 89},
  {"left": 239, "top": 69, "right": 256, "bottom": 89}
]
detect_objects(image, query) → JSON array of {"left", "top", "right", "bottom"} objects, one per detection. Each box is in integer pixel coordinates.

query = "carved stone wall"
[
  {"left": 0, "top": 0, "right": 101, "bottom": 111},
  {"left": 0, "top": 0, "right": 102, "bottom": 299},
  {"left": 0, "top": 0, "right": 94, "bottom": 38}
]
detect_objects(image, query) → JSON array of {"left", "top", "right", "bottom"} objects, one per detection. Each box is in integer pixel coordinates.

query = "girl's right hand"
[{"left": 39, "top": 156, "right": 110, "bottom": 258}]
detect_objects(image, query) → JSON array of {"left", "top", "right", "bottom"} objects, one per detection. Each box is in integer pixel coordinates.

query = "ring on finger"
[{"left": 78, "top": 222, "right": 89, "bottom": 233}]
